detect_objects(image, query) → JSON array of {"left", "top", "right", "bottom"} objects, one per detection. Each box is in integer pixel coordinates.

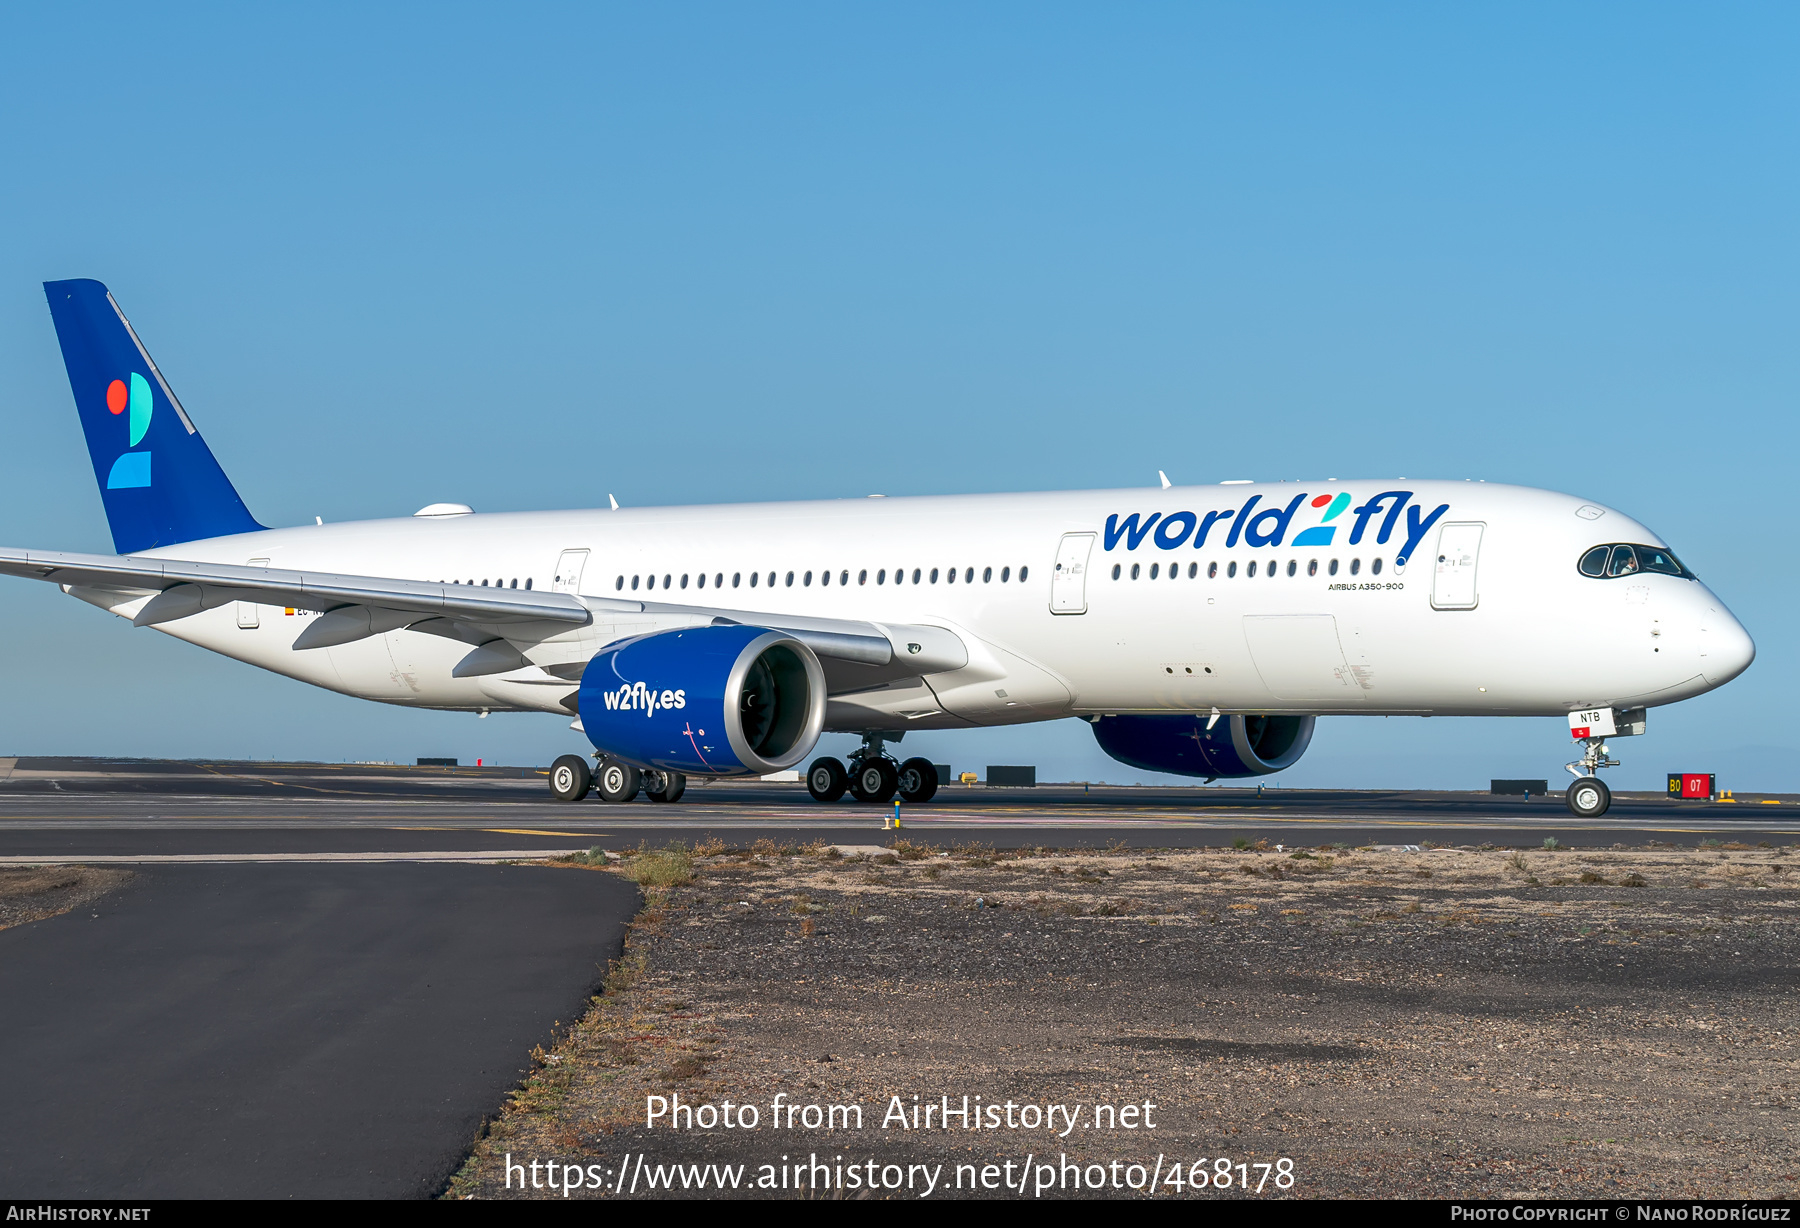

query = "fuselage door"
[
  {"left": 1431, "top": 523, "right": 1484, "bottom": 610},
  {"left": 1050, "top": 533, "right": 1096, "bottom": 615},
  {"left": 552, "top": 549, "right": 589, "bottom": 596}
]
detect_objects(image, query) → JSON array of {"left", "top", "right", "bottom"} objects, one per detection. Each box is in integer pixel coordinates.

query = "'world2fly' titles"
[{"left": 1103, "top": 489, "right": 1451, "bottom": 565}]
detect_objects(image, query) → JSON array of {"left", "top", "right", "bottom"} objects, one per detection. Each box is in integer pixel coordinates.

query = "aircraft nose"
[{"left": 1700, "top": 603, "right": 1755, "bottom": 687}]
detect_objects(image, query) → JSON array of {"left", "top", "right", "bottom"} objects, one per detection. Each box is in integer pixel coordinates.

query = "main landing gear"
[
  {"left": 547, "top": 753, "right": 685, "bottom": 803},
  {"left": 807, "top": 732, "right": 938, "bottom": 805},
  {"left": 1564, "top": 736, "right": 1619, "bottom": 818}
]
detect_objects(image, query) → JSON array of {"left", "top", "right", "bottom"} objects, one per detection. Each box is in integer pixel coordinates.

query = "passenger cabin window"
[
  {"left": 1371, "top": 558, "right": 1382, "bottom": 575},
  {"left": 1019, "top": 566, "right": 1028, "bottom": 581},
  {"left": 1578, "top": 543, "right": 1694, "bottom": 579},
  {"left": 1350, "top": 559, "right": 1361, "bottom": 575}
]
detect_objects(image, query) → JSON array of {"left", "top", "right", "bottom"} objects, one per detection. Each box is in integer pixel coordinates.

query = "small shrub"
[
  {"left": 660, "top": 1056, "right": 707, "bottom": 1082},
  {"left": 751, "top": 838, "right": 778, "bottom": 857},
  {"left": 631, "top": 846, "right": 694, "bottom": 888},
  {"left": 888, "top": 839, "right": 931, "bottom": 861},
  {"left": 1401, "top": 902, "right": 1422, "bottom": 914},
  {"left": 799, "top": 917, "right": 816, "bottom": 937},
  {"left": 1288, "top": 851, "right": 1317, "bottom": 860},
  {"left": 693, "top": 836, "right": 727, "bottom": 857},
  {"left": 1507, "top": 852, "right": 1529, "bottom": 872},
  {"left": 1578, "top": 871, "right": 1607, "bottom": 885},
  {"left": 1542, "top": 837, "right": 1561, "bottom": 851},
  {"left": 1620, "top": 873, "right": 1648, "bottom": 887},
  {"left": 1230, "top": 838, "right": 1251, "bottom": 851}
]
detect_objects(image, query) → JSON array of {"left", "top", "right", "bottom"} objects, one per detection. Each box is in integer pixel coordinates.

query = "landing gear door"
[
  {"left": 552, "top": 549, "right": 589, "bottom": 596},
  {"left": 1050, "top": 533, "right": 1096, "bottom": 615},
  {"left": 1431, "top": 523, "right": 1484, "bottom": 610}
]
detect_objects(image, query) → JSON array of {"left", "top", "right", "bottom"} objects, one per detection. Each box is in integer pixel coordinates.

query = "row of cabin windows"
[
  {"left": 1111, "top": 557, "right": 1384, "bottom": 581},
  {"left": 441, "top": 577, "right": 532, "bottom": 588},
  {"left": 615, "top": 565, "right": 1030, "bottom": 592}
]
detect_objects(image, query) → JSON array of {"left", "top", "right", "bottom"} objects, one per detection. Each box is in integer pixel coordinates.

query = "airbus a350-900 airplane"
[{"left": 0, "top": 281, "right": 1756, "bottom": 816}]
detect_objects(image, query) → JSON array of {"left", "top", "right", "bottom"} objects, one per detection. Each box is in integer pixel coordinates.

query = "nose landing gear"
[{"left": 1564, "top": 736, "right": 1620, "bottom": 818}]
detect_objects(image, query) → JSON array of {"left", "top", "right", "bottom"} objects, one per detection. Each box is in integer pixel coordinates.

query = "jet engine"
[
  {"left": 577, "top": 625, "right": 826, "bottom": 776},
  {"left": 1090, "top": 713, "right": 1314, "bottom": 779}
]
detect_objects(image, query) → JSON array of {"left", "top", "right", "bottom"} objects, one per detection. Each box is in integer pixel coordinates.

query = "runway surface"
[
  {"left": 0, "top": 757, "right": 1794, "bottom": 859},
  {"left": 0, "top": 861, "right": 637, "bottom": 1198}
]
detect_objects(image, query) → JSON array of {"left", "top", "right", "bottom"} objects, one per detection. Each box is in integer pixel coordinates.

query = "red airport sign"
[{"left": 1667, "top": 773, "right": 1715, "bottom": 800}]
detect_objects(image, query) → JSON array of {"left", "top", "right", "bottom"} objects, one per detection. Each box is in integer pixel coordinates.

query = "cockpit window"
[{"left": 1577, "top": 543, "right": 1696, "bottom": 580}]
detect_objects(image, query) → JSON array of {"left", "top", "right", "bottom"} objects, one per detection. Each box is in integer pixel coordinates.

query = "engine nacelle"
[
  {"left": 577, "top": 625, "right": 826, "bottom": 776},
  {"left": 1090, "top": 713, "right": 1314, "bottom": 780}
]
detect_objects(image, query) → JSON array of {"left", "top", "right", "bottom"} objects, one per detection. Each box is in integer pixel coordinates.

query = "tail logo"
[{"left": 104, "top": 373, "right": 153, "bottom": 489}]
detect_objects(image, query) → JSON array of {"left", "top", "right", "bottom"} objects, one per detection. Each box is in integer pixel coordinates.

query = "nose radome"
[{"left": 1700, "top": 606, "right": 1755, "bottom": 687}]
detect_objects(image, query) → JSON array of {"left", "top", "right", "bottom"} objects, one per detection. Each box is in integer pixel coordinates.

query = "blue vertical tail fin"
[{"left": 44, "top": 279, "right": 264, "bottom": 554}]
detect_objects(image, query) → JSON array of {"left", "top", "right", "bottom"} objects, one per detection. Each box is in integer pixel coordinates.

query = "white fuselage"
[{"left": 112, "top": 480, "right": 1752, "bottom": 731}]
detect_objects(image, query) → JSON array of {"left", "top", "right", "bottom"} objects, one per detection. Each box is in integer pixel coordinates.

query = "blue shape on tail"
[
  {"left": 106, "top": 452, "right": 152, "bottom": 489},
  {"left": 44, "top": 279, "right": 264, "bottom": 553}
]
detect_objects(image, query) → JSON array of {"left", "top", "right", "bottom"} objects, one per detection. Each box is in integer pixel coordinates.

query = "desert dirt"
[
  {"left": 448, "top": 839, "right": 1797, "bottom": 1200},
  {"left": 0, "top": 865, "right": 133, "bottom": 932}
]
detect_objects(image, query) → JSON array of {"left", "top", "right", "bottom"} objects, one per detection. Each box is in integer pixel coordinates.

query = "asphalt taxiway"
[{"left": 0, "top": 757, "right": 1793, "bottom": 860}]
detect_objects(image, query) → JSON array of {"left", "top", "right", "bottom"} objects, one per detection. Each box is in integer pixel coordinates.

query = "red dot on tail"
[
  {"left": 106, "top": 380, "right": 128, "bottom": 414},
  {"left": 1311, "top": 494, "right": 1332, "bottom": 507}
]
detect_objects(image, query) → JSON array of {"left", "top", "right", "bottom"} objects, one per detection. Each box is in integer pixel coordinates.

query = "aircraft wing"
[
  {"left": 0, "top": 546, "right": 591, "bottom": 629},
  {"left": 0, "top": 547, "right": 969, "bottom": 677}
]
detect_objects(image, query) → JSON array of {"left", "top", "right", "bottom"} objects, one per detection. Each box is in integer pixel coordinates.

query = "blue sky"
[{"left": 0, "top": 4, "right": 1794, "bottom": 788}]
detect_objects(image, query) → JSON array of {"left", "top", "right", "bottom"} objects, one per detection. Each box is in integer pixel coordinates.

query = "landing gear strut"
[
  {"left": 806, "top": 732, "right": 940, "bottom": 804},
  {"left": 1564, "top": 736, "right": 1618, "bottom": 818}
]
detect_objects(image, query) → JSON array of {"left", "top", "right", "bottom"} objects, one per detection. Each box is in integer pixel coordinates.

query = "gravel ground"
[
  {"left": 0, "top": 865, "right": 132, "bottom": 931},
  {"left": 451, "top": 840, "right": 1798, "bottom": 1200}
]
